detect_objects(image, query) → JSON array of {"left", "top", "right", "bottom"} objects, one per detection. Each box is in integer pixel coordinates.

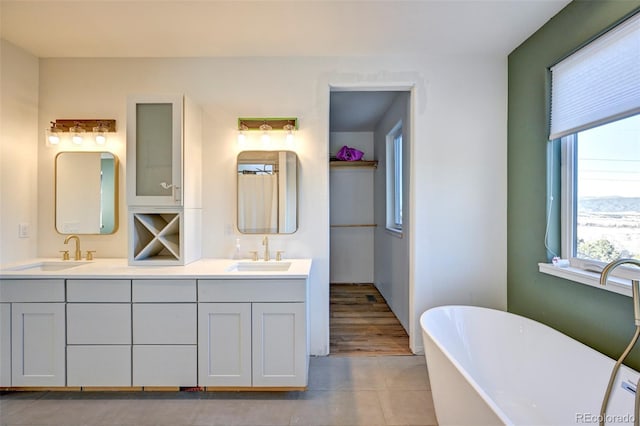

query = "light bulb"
[
  {"left": 46, "top": 122, "right": 63, "bottom": 146},
  {"left": 69, "top": 123, "right": 85, "bottom": 145},
  {"left": 93, "top": 123, "right": 108, "bottom": 145},
  {"left": 283, "top": 123, "right": 295, "bottom": 145},
  {"left": 259, "top": 123, "right": 272, "bottom": 145},
  {"left": 48, "top": 133, "right": 60, "bottom": 145}
]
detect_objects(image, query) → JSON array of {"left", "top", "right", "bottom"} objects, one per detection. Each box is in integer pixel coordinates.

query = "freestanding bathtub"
[{"left": 421, "top": 305, "right": 640, "bottom": 425}]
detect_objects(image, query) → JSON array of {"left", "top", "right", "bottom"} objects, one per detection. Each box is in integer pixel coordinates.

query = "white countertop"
[{"left": 0, "top": 258, "right": 312, "bottom": 279}]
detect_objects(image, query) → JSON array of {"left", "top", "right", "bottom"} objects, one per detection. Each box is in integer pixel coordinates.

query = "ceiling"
[
  {"left": 330, "top": 91, "right": 401, "bottom": 132},
  {"left": 0, "top": 0, "right": 571, "bottom": 58}
]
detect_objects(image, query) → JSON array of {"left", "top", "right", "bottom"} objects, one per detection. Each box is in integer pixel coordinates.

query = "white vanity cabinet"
[
  {"left": 1, "top": 303, "right": 11, "bottom": 386},
  {"left": 0, "top": 280, "right": 66, "bottom": 387},
  {"left": 132, "top": 279, "right": 197, "bottom": 387},
  {"left": 127, "top": 94, "right": 202, "bottom": 266},
  {"left": 66, "top": 279, "right": 131, "bottom": 387},
  {"left": 198, "top": 279, "right": 308, "bottom": 388}
]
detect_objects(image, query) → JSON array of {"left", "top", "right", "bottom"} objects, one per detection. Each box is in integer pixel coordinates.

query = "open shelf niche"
[{"left": 130, "top": 211, "right": 182, "bottom": 264}]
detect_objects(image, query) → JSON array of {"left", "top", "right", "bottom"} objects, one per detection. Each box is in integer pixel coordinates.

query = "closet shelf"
[
  {"left": 329, "top": 160, "right": 378, "bottom": 169},
  {"left": 330, "top": 224, "right": 377, "bottom": 228}
]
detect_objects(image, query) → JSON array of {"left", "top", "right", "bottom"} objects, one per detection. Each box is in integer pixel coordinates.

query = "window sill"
[
  {"left": 538, "top": 262, "right": 632, "bottom": 297},
  {"left": 385, "top": 227, "right": 403, "bottom": 238}
]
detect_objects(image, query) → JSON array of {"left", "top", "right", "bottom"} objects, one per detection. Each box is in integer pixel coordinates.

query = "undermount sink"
[
  {"left": 227, "top": 261, "right": 292, "bottom": 272},
  {"left": 5, "top": 261, "right": 92, "bottom": 272}
]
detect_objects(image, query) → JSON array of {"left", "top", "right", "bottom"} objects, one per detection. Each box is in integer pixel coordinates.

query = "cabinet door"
[
  {"left": 0, "top": 303, "right": 10, "bottom": 386},
  {"left": 127, "top": 94, "right": 183, "bottom": 206},
  {"left": 198, "top": 303, "right": 251, "bottom": 387},
  {"left": 252, "top": 303, "right": 307, "bottom": 387},
  {"left": 12, "top": 303, "right": 66, "bottom": 386}
]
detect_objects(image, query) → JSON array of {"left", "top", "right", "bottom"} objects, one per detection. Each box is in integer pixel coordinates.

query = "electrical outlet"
[{"left": 18, "top": 223, "right": 29, "bottom": 238}]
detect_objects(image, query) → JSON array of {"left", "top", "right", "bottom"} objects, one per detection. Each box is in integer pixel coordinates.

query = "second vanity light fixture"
[
  {"left": 237, "top": 117, "right": 298, "bottom": 145},
  {"left": 46, "top": 119, "right": 116, "bottom": 147}
]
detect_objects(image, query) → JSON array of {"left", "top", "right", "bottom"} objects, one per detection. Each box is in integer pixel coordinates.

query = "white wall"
[
  {"left": 409, "top": 55, "right": 508, "bottom": 352},
  {"left": 329, "top": 132, "right": 374, "bottom": 283},
  {"left": 1, "top": 53, "right": 508, "bottom": 355},
  {"left": 374, "top": 92, "right": 411, "bottom": 332},
  {"left": 0, "top": 40, "right": 39, "bottom": 264}
]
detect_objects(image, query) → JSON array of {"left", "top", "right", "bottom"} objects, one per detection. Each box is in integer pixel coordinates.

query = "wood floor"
[{"left": 330, "top": 283, "right": 412, "bottom": 356}]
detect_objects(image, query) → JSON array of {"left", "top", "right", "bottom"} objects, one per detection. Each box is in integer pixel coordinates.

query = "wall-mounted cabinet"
[
  {"left": 127, "top": 95, "right": 201, "bottom": 208},
  {"left": 126, "top": 94, "right": 202, "bottom": 265}
]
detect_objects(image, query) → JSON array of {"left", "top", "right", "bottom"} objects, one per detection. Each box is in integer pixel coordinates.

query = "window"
[
  {"left": 550, "top": 12, "right": 640, "bottom": 272},
  {"left": 560, "top": 114, "right": 640, "bottom": 267},
  {"left": 386, "top": 122, "right": 403, "bottom": 232}
]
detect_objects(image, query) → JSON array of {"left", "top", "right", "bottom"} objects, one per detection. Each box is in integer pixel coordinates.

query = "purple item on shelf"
[{"left": 336, "top": 145, "right": 364, "bottom": 161}]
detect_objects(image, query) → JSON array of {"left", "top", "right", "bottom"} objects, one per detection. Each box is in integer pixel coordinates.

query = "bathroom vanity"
[{"left": 0, "top": 258, "right": 311, "bottom": 391}]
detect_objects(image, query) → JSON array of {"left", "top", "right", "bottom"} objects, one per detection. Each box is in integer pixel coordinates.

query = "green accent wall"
[{"left": 508, "top": 1, "right": 640, "bottom": 368}]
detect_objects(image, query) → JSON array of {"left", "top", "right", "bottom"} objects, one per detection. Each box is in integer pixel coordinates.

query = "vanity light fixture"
[
  {"left": 45, "top": 119, "right": 116, "bottom": 147},
  {"left": 236, "top": 117, "right": 299, "bottom": 145}
]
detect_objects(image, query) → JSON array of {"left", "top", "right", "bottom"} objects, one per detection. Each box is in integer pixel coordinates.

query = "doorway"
[{"left": 328, "top": 89, "right": 411, "bottom": 355}]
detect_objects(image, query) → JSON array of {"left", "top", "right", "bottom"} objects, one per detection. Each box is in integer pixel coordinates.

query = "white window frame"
[
  {"left": 386, "top": 121, "right": 403, "bottom": 234},
  {"left": 539, "top": 12, "right": 640, "bottom": 295},
  {"left": 540, "top": 124, "right": 640, "bottom": 296}
]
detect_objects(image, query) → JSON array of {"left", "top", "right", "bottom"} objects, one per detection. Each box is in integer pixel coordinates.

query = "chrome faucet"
[
  {"left": 262, "top": 236, "right": 270, "bottom": 261},
  {"left": 600, "top": 258, "right": 640, "bottom": 325},
  {"left": 64, "top": 235, "right": 82, "bottom": 260}
]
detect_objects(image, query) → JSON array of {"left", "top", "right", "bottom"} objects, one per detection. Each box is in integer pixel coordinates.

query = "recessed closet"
[{"left": 329, "top": 89, "right": 411, "bottom": 355}]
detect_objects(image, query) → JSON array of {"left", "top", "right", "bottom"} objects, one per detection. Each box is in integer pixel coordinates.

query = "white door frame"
[{"left": 327, "top": 83, "right": 418, "bottom": 353}]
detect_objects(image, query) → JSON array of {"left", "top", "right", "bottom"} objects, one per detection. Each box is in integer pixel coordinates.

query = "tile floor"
[{"left": 0, "top": 355, "right": 437, "bottom": 426}]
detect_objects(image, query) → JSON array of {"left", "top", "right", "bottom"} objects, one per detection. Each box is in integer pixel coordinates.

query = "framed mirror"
[
  {"left": 237, "top": 151, "right": 298, "bottom": 234},
  {"left": 55, "top": 152, "right": 119, "bottom": 234}
]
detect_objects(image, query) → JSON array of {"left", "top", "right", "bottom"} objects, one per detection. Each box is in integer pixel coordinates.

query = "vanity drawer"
[
  {"left": 67, "top": 279, "right": 131, "bottom": 302},
  {"left": 198, "top": 279, "right": 306, "bottom": 303},
  {"left": 133, "top": 345, "right": 197, "bottom": 387},
  {"left": 67, "top": 303, "right": 131, "bottom": 344},
  {"left": 67, "top": 345, "right": 131, "bottom": 387},
  {"left": 0, "top": 279, "right": 65, "bottom": 302},
  {"left": 132, "top": 279, "right": 196, "bottom": 302},
  {"left": 133, "top": 303, "right": 196, "bottom": 344}
]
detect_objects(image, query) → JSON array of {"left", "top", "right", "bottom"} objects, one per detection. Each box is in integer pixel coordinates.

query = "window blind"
[{"left": 549, "top": 12, "right": 640, "bottom": 140}]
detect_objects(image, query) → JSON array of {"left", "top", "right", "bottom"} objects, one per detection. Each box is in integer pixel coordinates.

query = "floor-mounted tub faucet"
[{"left": 599, "top": 258, "right": 640, "bottom": 426}]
